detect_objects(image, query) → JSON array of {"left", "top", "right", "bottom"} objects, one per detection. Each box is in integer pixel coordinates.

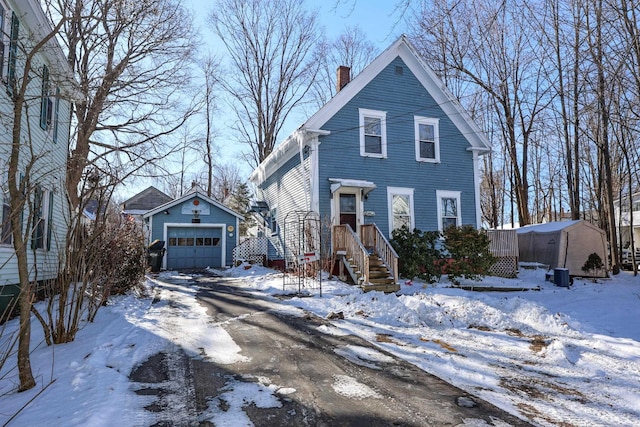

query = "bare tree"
[
  {"left": 45, "top": 0, "right": 198, "bottom": 209},
  {"left": 308, "top": 26, "right": 378, "bottom": 109},
  {"left": 411, "top": 0, "right": 553, "bottom": 226},
  {"left": 209, "top": 0, "right": 322, "bottom": 167},
  {"left": 198, "top": 54, "right": 221, "bottom": 197}
]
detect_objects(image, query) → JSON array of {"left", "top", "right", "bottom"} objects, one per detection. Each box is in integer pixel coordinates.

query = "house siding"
[
  {"left": 0, "top": 0, "right": 73, "bottom": 286},
  {"left": 256, "top": 151, "right": 310, "bottom": 258},
  {"left": 317, "top": 57, "right": 477, "bottom": 237}
]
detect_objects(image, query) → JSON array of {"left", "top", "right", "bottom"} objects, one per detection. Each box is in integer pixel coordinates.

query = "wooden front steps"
[
  {"left": 332, "top": 223, "right": 400, "bottom": 294},
  {"left": 335, "top": 253, "right": 399, "bottom": 293}
]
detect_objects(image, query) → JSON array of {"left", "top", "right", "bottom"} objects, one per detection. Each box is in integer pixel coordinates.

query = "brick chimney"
[{"left": 336, "top": 65, "right": 351, "bottom": 92}]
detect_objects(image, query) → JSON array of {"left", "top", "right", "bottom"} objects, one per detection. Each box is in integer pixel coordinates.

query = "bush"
[
  {"left": 391, "top": 226, "right": 443, "bottom": 283},
  {"left": 92, "top": 216, "right": 147, "bottom": 296},
  {"left": 441, "top": 225, "right": 495, "bottom": 285},
  {"left": 582, "top": 252, "right": 604, "bottom": 274}
]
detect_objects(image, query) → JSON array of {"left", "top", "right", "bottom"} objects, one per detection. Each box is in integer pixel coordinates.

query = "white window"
[
  {"left": 269, "top": 207, "right": 278, "bottom": 235},
  {"left": 359, "top": 108, "right": 387, "bottom": 158},
  {"left": 436, "top": 190, "right": 461, "bottom": 232},
  {"left": 387, "top": 187, "right": 414, "bottom": 234},
  {"left": 415, "top": 116, "right": 439, "bottom": 162}
]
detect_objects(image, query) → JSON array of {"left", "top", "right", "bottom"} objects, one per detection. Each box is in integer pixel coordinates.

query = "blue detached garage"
[{"left": 143, "top": 191, "right": 243, "bottom": 270}]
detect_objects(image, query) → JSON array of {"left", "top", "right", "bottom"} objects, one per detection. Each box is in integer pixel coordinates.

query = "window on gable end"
[
  {"left": 415, "top": 116, "right": 440, "bottom": 162},
  {"left": 359, "top": 108, "right": 387, "bottom": 158}
]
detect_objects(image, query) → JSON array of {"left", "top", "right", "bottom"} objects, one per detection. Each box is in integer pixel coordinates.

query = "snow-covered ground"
[{"left": 0, "top": 265, "right": 639, "bottom": 426}]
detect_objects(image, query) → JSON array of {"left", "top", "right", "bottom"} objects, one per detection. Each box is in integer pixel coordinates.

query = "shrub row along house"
[
  {"left": 0, "top": 0, "right": 73, "bottom": 314},
  {"left": 248, "top": 36, "right": 491, "bottom": 290}
]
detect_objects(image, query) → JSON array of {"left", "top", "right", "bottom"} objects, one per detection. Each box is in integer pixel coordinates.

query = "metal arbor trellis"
[{"left": 282, "top": 210, "right": 322, "bottom": 296}]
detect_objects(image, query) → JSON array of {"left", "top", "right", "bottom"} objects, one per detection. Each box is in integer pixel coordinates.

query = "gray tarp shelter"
[{"left": 516, "top": 220, "right": 608, "bottom": 277}]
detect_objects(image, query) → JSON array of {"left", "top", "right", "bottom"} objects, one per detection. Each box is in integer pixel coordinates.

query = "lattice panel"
[
  {"left": 489, "top": 256, "right": 519, "bottom": 278},
  {"left": 233, "top": 237, "right": 268, "bottom": 266}
]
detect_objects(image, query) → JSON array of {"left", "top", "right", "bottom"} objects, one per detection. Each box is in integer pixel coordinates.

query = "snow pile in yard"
[
  {"left": 224, "top": 264, "right": 640, "bottom": 426},
  {"left": 0, "top": 265, "right": 638, "bottom": 426}
]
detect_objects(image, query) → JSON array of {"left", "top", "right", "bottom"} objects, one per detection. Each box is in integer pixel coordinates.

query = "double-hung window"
[
  {"left": 387, "top": 187, "right": 414, "bottom": 234},
  {"left": 359, "top": 108, "right": 387, "bottom": 158},
  {"left": 436, "top": 190, "right": 461, "bottom": 232},
  {"left": 415, "top": 116, "right": 439, "bottom": 162}
]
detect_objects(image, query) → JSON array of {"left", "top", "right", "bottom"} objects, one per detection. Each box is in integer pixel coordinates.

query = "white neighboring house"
[
  {"left": 0, "top": 0, "right": 74, "bottom": 292},
  {"left": 615, "top": 192, "right": 640, "bottom": 260}
]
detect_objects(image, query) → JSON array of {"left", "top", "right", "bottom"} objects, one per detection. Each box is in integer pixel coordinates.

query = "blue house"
[
  {"left": 143, "top": 191, "right": 243, "bottom": 270},
  {"left": 249, "top": 35, "right": 490, "bottom": 290}
]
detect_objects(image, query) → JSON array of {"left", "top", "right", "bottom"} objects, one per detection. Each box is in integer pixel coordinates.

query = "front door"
[{"left": 335, "top": 191, "right": 361, "bottom": 234}]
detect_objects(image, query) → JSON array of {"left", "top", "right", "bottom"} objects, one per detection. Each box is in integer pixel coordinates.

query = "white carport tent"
[{"left": 516, "top": 220, "right": 608, "bottom": 278}]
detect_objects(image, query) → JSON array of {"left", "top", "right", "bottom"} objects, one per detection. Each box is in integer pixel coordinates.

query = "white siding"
[{"left": 0, "top": 0, "right": 72, "bottom": 286}]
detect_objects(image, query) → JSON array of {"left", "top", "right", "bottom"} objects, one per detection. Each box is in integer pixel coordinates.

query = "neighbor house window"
[
  {"left": 1, "top": 194, "right": 11, "bottom": 245},
  {"left": 29, "top": 185, "right": 54, "bottom": 251},
  {"left": 415, "top": 116, "right": 439, "bottom": 162},
  {"left": 7, "top": 11, "right": 18, "bottom": 95},
  {"left": 436, "top": 190, "right": 461, "bottom": 232},
  {"left": 40, "top": 65, "right": 50, "bottom": 130},
  {"left": 387, "top": 187, "right": 414, "bottom": 234},
  {"left": 53, "top": 88, "right": 60, "bottom": 143},
  {"left": 0, "top": 4, "right": 6, "bottom": 79},
  {"left": 359, "top": 108, "right": 387, "bottom": 158},
  {"left": 0, "top": 166, "right": 13, "bottom": 245}
]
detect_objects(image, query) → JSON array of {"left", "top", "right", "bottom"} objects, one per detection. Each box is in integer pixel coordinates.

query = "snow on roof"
[{"left": 516, "top": 220, "right": 582, "bottom": 234}]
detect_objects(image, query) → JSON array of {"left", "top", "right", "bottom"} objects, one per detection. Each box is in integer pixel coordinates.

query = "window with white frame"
[
  {"left": 1, "top": 162, "right": 12, "bottom": 245},
  {"left": 415, "top": 116, "right": 439, "bottom": 162},
  {"left": 436, "top": 190, "right": 461, "bottom": 232},
  {"left": 1, "top": 192, "right": 11, "bottom": 245},
  {"left": 387, "top": 187, "right": 414, "bottom": 234},
  {"left": 359, "top": 108, "right": 387, "bottom": 158},
  {"left": 30, "top": 185, "right": 54, "bottom": 251},
  {"left": 269, "top": 207, "right": 278, "bottom": 235}
]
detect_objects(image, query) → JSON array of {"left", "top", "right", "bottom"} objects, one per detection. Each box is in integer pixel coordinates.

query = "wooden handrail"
[
  {"left": 332, "top": 224, "right": 369, "bottom": 284},
  {"left": 360, "top": 224, "right": 398, "bottom": 285}
]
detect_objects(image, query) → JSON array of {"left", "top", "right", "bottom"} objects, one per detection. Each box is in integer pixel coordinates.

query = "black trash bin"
[
  {"left": 147, "top": 240, "right": 165, "bottom": 273},
  {"left": 554, "top": 268, "right": 570, "bottom": 287}
]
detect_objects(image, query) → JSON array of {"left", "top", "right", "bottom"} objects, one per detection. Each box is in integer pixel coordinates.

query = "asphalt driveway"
[{"left": 131, "top": 271, "right": 530, "bottom": 426}]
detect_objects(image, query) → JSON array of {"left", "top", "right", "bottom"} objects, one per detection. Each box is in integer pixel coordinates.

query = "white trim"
[
  {"left": 143, "top": 191, "right": 243, "bottom": 220},
  {"left": 472, "top": 150, "right": 482, "bottom": 228},
  {"left": 359, "top": 108, "right": 387, "bottom": 158},
  {"left": 387, "top": 187, "right": 415, "bottom": 234},
  {"left": 163, "top": 223, "right": 227, "bottom": 268},
  {"left": 309, "top": 137, "right": 321, "bottom": 214},
  {"left": 414, "top": 116, "right": 440, "bottom": 163},
  {"left": 331, "top": 188, "right": 364, "bottom": 234},
  {"left": 436, "top": 190, "right": 461, "bottom": 232}
]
